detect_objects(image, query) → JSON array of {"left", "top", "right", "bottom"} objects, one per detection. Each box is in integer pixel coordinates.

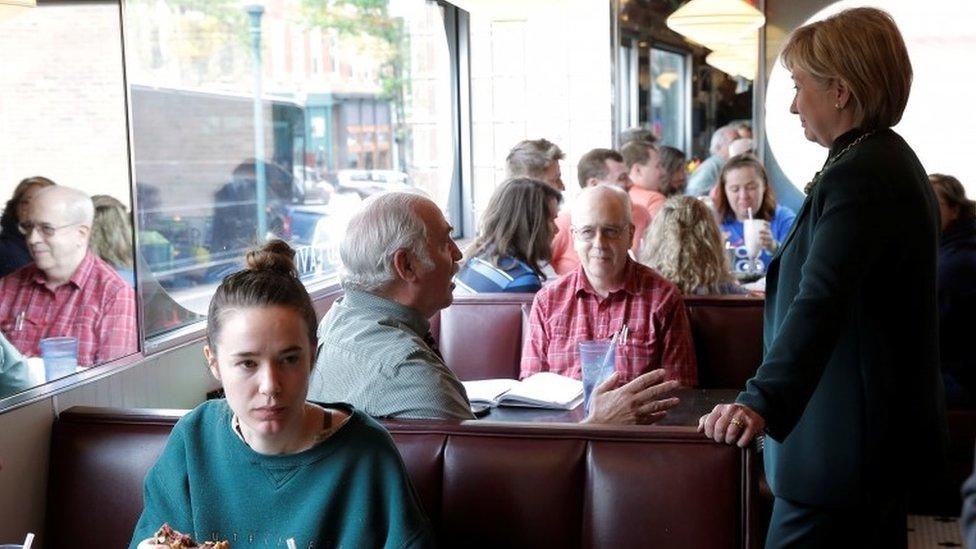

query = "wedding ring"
[{"left": 730, "top": 418, "right": 744, "bottom": 428}]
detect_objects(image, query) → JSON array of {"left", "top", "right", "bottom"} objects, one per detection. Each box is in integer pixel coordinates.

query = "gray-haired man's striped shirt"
[{"left": 309, "top": 288, "right": 474, "bottom": 420}]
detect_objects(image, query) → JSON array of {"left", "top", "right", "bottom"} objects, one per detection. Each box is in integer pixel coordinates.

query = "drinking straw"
[
  {"left": 22, "top": 533, "right": 34, "bottom": 549},
  {"left": 748, "top": 206, "right": 753, "bottom": 220},
  {"left": 600, "top": 331, "right": 620, "bottom": 375},
  {"left": 286, "top": 538, "right": 297, "bottom": 549}
]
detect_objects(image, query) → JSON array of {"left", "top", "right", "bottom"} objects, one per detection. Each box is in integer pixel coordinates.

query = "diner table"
[{"left": 480, "top": 388, "right": 741, "bottom": 427}]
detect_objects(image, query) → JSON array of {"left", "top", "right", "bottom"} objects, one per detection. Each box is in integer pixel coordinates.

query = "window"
[
  {"left": 124, "top": 0, "right": 464, "bottom": 342},
  {"left": 0, "top": 2, "right": 136, "bottom": 397},
  {"left": 650, "top": 47, "right": 688, "bottom": 150}
]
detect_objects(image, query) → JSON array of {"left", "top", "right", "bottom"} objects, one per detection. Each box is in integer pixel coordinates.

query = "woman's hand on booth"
[{"left": 698, "top": 402, "right": 765, "bottom": 448}]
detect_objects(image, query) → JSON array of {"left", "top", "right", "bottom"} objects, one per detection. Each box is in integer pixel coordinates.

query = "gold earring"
[{"left": 834, "top": 103, "right": 842, "bottom": 110}]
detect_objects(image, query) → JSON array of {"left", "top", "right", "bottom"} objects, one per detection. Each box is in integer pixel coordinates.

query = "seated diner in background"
[
  {"left": 505, "top": 138, "right": 566, "bottom": 191},
  {"left": 550, "top": 148, "right": 651, "bottom": 275},
  {"left": 455, "top": 178, "right": 562, "bottom": 293},
  {"left": 640, "top": 195, "right": 748, "bottom": 296},
  {"left": 130, "top": 240, "right": 433, "bottom": 549},
  {"left": 522, "top": 185, "right": 698, "bottom": 387},
  {"left": 0, "top": 185, "right": 136, "bottom": 366},
  {"left": 621, "top": 140, "right": 669, "bottom": 220},
  {"left": 929, "top": 173, "right": 976, "bottom": 408},
  {"left": 90, "top": 194, "right": 135, "bottom": 287},
  {"left": 0, "top": 176, "right": 56, "bottom": 278},
  {"left": 712, "top": 154, "right": 796, "bottom": 275},
  {"left": 685, "top": 125, "right": 738, "bottom": 197},
  {"left": 657, "top": 145, "right": 689, "bottom": 197}
]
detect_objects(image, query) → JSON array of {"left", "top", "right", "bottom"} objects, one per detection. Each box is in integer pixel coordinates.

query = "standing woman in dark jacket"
[
  {"left": 698, "top": 8, "right": 946, "bottom": 547},
  {"left": 930, "top": 173, "right": 976, "bottom": 408},
  {"left": 0, "top": 176, "right": 55, "bottom": 277}
]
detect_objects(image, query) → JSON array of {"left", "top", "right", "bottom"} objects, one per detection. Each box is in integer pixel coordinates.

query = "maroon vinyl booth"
[
  {"left": 46, "top": 407, "right": 761, "bottom": 549},
  {"left": 436, "top": 293, "right": 765, "bottom": 388}
]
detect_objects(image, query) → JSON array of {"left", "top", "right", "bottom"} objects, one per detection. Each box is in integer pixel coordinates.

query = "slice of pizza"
[{"left": 153, "top": 523, "right": 230, "bottom": 549}]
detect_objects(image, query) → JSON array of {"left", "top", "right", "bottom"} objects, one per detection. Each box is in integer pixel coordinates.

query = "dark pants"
[{"left": 765, "top": 495, "right": 907, "bottom": 548}]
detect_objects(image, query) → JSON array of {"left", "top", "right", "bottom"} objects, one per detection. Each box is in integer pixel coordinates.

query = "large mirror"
[
  {"left": 0, "top": 1, "right": 138, "bottom": 400},
  {"left": 615, "top": 0, "right": 756, "bottom": 177}
]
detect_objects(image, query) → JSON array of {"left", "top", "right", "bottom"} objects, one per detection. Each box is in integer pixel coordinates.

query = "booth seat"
[
  {"left": 46, "top": 407, "right": 761, "bottom": 549},
  {"left": 436, "top": 293, "right": 765, "bottom": 389}
]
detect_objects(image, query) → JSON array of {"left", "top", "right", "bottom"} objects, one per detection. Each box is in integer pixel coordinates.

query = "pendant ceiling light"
[
  {"left": 705, "top": 32, "right": 758, "bottom": 80},
  {"left": 666, "top": 0, "right": 764, "bottom": 48},
  {"left": 706, "top": 48, "right": 755, "bottom": 80}
]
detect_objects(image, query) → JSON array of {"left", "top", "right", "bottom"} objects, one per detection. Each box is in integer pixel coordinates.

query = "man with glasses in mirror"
[
  {"left": 521, "top": 185, "right": 698, "bottom": 400},
  {"left": 549, "top": 148, "right": 651, "bottom": 274},
  {"left": 0, "top": 186, "right": 136, "bottom": 367}
]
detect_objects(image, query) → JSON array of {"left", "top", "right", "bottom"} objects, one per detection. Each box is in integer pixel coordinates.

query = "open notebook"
[{"left": 462, "top": 372, "right": 583, "bottom": 410}]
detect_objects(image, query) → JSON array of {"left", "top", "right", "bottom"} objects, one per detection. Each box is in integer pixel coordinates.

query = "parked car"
[{"left": 334, "top": 169, "right": 411, "bottom": 198}]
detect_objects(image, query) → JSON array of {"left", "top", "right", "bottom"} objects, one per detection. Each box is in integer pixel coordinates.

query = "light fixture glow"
[
  {"left": 656, "top": 71, "right": 679, "bottom": 89},
  {"left": 704, "top": 32, "right": 758, "bottom": 79},
  {"left": 666, "top": 0, "right": 764, "bottom": 48}
]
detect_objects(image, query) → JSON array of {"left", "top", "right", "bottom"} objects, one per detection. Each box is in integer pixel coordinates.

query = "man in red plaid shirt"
[
  {"left": 521, "top": 185, "right": 698, "bottom": 392},
  {"left": 0, "top": 186, "right": 136, "bottom": 367}
]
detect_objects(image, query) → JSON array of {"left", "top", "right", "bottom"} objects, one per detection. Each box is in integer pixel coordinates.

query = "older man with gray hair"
[
  {"left": 0, "top": 186, "right": 136, "bottom": 366},
  {"left": 686, "top": 124, "right": 739, "bottom": 197},
  {"left": 310, "top": 191, "right": 473, "bottom": 419},
  {"left": 523, "top": 185, "right": 697, "bottom": 393}
]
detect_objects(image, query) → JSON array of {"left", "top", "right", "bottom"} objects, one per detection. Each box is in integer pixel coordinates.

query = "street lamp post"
[{"left": 246, "top": 3, "right": 268, "bottom": 240}]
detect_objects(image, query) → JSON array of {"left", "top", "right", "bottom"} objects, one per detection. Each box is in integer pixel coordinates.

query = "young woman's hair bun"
[{"left": 244, "top": 239, "right": 298, "bottom": 277}]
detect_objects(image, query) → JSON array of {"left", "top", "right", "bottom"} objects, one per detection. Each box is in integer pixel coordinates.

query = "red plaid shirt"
[
  {"left": 520, "top": 259, "right": 697, "bottom": 386},
  {"left": 0, "top": 251, "right": 137, "bottom": 366}
]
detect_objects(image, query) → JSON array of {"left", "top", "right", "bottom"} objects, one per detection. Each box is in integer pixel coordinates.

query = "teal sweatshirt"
[{"left": 129, "top": 400, "right": 434, "bottom": 548}]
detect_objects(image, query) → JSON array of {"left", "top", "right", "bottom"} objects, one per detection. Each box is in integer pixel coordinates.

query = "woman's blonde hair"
[
  {"left": 780, "top": 7, "right": 911, "bottom": 130},
  {"left": 90, "top": 194, "right": 134, "bottom": 269},
  {"left": 640, "top": 196, "right": 734, "bottom": 294}
]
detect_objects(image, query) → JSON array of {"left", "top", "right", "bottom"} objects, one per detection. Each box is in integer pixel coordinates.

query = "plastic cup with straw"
[{"left": 579, "top": 329, "right": 622, "bottom": 414}]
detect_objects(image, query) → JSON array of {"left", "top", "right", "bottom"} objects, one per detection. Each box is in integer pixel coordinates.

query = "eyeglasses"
[
  {"left": 571, "top": 224, "right": 627, "bottom": 242},
  {"left": 17, "top": 221, "right": 83, "bottom": 238}
]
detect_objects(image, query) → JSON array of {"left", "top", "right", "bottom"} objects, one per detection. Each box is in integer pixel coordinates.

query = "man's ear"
[
  {"left": 77, "top": 225, "right": 90, "bottom": 241},
  {"left": 391, "top": 248, "right": 419, "bottom": 283},
  {"left": 586, "top": 177, "right": 600, "bottom": 188},
  {"left": 204, "top": 345, "right": 221, "bottom": 381}
]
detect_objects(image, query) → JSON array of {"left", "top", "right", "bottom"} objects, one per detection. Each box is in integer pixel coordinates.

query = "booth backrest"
[
  {"left": 437, "top": 293, "right": 765, "bottom": 388},
  {"left": 46, "top": 407, "right": 760, "bottom": 549}
]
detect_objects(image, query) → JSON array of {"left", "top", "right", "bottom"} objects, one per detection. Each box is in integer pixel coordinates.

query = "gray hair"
[
  {"left": 710, "top": 125, "right": 738, "bottom": 156},
  {"left": 573, "top": 185, "right": 633, "bottom": 225},
  {"left": 506, "top": 139, "right": 564, "bottom": 179},
  {"left": 339, "top": 191, "right": 434, "bottom": 292},
  {"left": 35, "top": 185, "right": 95, "bottom": 226}
]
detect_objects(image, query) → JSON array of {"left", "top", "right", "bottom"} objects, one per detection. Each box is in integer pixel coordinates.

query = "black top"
[
  {"left": 0, "top": 207, "right": 30, "bottom": 278},
  {"left": 737, "top": 128, "right": 947, "bottom": 508}
]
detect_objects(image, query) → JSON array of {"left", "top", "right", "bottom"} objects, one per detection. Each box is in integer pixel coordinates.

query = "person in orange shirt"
[
  {"left": 550, "top": 148, "right": 651, "bottom": 275},
  {"left": 622, "top": 141, "right": 668, "bottom": 220}
]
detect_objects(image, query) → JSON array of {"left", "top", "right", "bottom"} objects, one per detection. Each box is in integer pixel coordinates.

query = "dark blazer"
[{"left": 737, "top": 128, "right": 947, "bottom": 508}]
